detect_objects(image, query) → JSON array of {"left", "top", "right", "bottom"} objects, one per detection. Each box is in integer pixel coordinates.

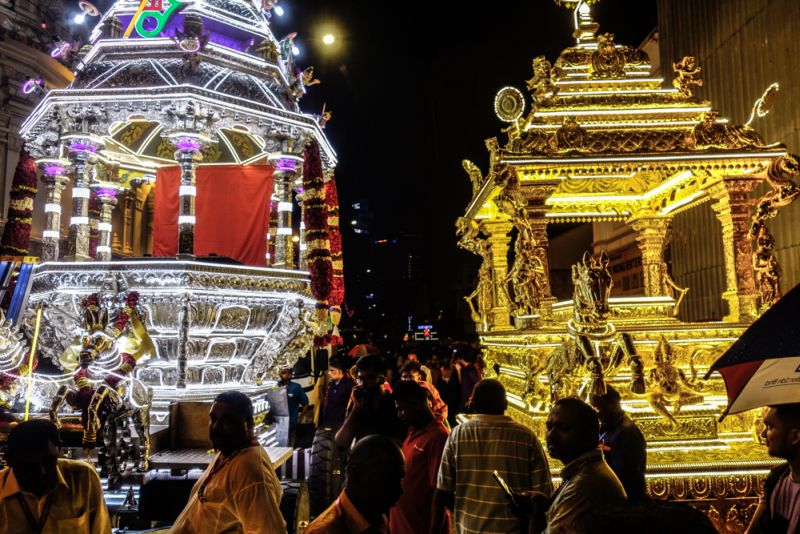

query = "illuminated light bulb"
[
  {"left": 322, "top": 34, "right": 335, "bottom": 45},
  {"left": 291, "top": 45, "right": 300, "bottom": 56},
  {"left": 73, "top": 13, "right": 86, "bottom": 24},
  {"left": 274, "top": 5, "right": 284, "bottom": 16}
]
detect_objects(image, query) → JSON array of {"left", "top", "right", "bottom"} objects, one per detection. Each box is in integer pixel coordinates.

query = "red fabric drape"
[{"left": 152, "top": 165, "right": 274, "bottom": 266}]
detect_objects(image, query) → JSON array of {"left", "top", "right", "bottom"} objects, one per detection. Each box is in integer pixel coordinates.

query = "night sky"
[{"left": 279, "top": 0, "right": 658, "bottom": 338}]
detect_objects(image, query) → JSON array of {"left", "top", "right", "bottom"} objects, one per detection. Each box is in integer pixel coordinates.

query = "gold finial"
[
  {"left": 554, "top": 0, "right": 601, "bottom": 45},
  {"left": 553, "top": 0, "right": 600, "bottom": 6}
]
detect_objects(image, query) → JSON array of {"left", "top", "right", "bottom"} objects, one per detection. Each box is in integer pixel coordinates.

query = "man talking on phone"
[
  {"left": 431, "top": 379, "right": 552, "bottom": 534},
  {"left": 335, "top": 354, "right": 405, "bottom": 449}
]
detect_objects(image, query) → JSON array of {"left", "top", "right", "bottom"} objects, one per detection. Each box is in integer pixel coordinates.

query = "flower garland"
[
  {"left": 325, "top": 176, "right": 345, "bottom": 347},
  {"left": 0, "top": 143, "right": 38, "bottom": 256},
  {"left": 302, "top": 141, "right": 333, "bottom": 327}
]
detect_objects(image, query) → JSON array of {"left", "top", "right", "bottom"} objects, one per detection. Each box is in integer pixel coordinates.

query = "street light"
[
  {"left": 322, "top": 33, "right": 335, "bottom": 45},
  {"left": 274, "top": 5, "right": 284, "bottom": 16}
]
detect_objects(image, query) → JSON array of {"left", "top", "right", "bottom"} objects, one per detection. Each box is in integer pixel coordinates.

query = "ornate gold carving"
[
  {"left": 553, "top": 116, "right": 588, "bottom": 152},
  {"left": 590, "top": 33, "right": 626, "bottom": 78},
  {"left": 750, "top": 154, "right": 800, "bottom": 311},
  {"left": 465, "top": 239, "right": 495, "bottom": 331},
  {"left": 710, "top": 178, "right": 761, "bottom": 322},
  {"left": 690, "top": 111, "right": 764, "bottom": 150},
  {"left": 637, "top": 414, "right": 716, "bottom": 441},
  {"left": 672, "top": 56, "right": 703, "bottom": 98},
  {"left": 462, "top": 159, "right": 485, "bottom": 196},
  {"left": 629, "top": 216, "right": 673, "bottom": 298},
  {"left": 648, "top": 336, "right": 704, "bottom": 426},
  {"left": 525, "top": 56, "right": 556, "bottom": 101}
]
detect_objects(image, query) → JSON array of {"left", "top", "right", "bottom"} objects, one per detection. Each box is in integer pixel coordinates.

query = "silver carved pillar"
[
  {"left": 94, "top": 186, "right": 118, "bottom": 261},
  {"left": 37, "top": 158, "right": 71, "bottom": 261},
  {"left": 64, "top": 134, "right": 103, "bottom": 261},
  {"left": 168, "top": 134, "right": 206, "bottom": 258},
  {"left": 268, "top": 154, "right": 302, "bottom": 268}
]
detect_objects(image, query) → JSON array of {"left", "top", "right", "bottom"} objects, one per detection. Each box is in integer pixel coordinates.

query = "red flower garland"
[
  {"left": 326, "top": 177, "right": 345, "bottom": 308},
  {"left": 302, "top": 141, "right": 333, "bottom": 321},
  {"left": 0, "top": 143, "right": 38, "bottom": 256}
]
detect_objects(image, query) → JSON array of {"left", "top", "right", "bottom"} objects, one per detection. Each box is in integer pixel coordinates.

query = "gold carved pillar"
[
  {"left": 629, "top": 214, "right": 672, "bottom": 297},
  {"left": 121, "top": 188, "right": 134, "bottom": 254},
  {"left": 710, "top": 177, "right": 760, "bottom": 322},
  {"left": 482, "top": 220, "right": 514, "bottom": 330},
  {"left": 523, "top": 182, "right": 559, "bottom": 318}
]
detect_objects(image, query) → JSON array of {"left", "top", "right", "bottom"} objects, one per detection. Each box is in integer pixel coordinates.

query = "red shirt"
[{"left": 389, "top": 420, "right": 451, "bottom": 534}]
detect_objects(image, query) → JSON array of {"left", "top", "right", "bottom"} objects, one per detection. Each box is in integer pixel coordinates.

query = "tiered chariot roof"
[
  {"left": 19, "top": 0, "right": 336, "bottom": 174},
  {"left": 467, "top": 10, "right": 785, "bottom": 223}
]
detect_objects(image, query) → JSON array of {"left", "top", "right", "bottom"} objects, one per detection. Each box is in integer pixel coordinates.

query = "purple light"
[
  {"left": 276, "top": 158, "right": 297, "bottom": 172},
  {"left": 69, "top": 142, "right": 98, "bottom": 153},
  {"left": 21, "top": 79, "right": 43, "bottom": 95},
  {"left": 96, "top": 187, "right": 117, "bottom": 198},
  {"left": 51, "top": 42, "right": 70, "bottom": 58},
  {"left": 43, "top": 166, "right": 65, "bottom": 175},
  {"left": 176, "top": 139, "right": 201, "bottom": 152}
]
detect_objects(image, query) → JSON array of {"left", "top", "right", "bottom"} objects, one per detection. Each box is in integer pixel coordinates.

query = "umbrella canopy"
[
  {"left": 708, "top": 283, "right": 800, "bottom": 416},
  {"left": 347, "top": 344, "right": 380, "bottom": 358}
]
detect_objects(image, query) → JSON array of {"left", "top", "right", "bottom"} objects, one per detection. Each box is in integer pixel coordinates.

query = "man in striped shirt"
[{"left": 432, "top": 379, "right": 552, "bottom": 534}]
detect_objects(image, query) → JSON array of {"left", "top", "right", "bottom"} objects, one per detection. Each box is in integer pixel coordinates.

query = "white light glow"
[
  {"left": 274, "top": 5, "right": 284, "bottom": 16},
  {"left": 277, "top": 201, "right": 293, "bottom": 212},
  {"left": 178, "top": 215, "right": 196, "bottom": 224},
  {"left": 534, "top": 106, "right": 711, "bottom": 118},
  {"left": 43, "top": 230, "right": 60, "bottom": 239},
  {"left": 555, "top": 77, "right": 665, "bottom": 86},
  {"left": 292, "top": 45, "right": 300, "bottom": 56},
  {"left": 72, "top": 188, "right": 91, "bottom": 199},
  {"left": 179, "top": 185, "right": 197, "bottom": 196},
  {"left": 73, "top": 13, "right": 86, "bottom": 24},
  {"left": 277, "top": 227, "right": 292, "bottom": 235},
  {"left": 70, "top": 216, "right": 89, "bottom": 225},
  {"left": 98, "top": 222, "right": 113, "bottom": 232},
  {"left": 44, "top": 204, "right": 62, "bottom": 214},
  {"left": 322, "top": 34, "right": 335, "bottom": 45},
  {"left": 96, "top": 245, "right": 111, "bottom": 253},
  {"left": 502, "top": 150, "right": 785, "bottom": 165}
]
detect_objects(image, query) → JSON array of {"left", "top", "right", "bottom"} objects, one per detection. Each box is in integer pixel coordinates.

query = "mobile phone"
[{"left": 493, "top": 470, "right": 515, "bottom": 500}]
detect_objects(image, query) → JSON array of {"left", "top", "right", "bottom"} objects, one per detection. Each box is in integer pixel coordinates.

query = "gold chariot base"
[{"left": 481, "top": 298, "right": 779, "bottom": 533}]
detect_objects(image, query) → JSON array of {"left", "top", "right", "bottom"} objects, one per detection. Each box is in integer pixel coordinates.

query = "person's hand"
[
  {"left": 349, "top": 385, "right": 365, "bottom": 412},
  {"left": 454, "top": 362, "right": 462, "bottom": 372}
]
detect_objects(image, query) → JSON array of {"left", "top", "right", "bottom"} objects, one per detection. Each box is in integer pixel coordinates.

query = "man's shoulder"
[
  {"left": 58, "top": 458, "right": 100, "bottom": 478},
  {"left": 304, "top": 502, "right": 347, "bottom": 534}
]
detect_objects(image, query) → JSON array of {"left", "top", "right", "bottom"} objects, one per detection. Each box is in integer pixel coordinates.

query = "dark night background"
[{"left": 276, "top": 0, "right": 659, "bottom": 345}]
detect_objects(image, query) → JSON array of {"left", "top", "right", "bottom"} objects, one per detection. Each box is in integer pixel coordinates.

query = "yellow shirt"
[
  {"left": 0, "top": 458, "right": 111, "bottom": 534},
  {"left": 171, "top": 445, "right": 286, "bottom": 534}
]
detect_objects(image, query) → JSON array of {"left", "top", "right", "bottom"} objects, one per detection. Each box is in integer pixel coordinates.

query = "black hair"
[
  {"left": 7, "top": 419, "right": 61, "bottom": 458},
  {"left": 553, "top": 397, "right": 600, "bottom": 447},
  {"left": 401, "top": 361, "right": 423, "bottom": 376},
  {"left": 472, "top": 379, "right": 507, "bottom": 415},
  {"left": 451, "top": 342, "right": 474, "bottom": 363},
  {"left": 773, "top": 403, "right": 800, "bottom": 429},
  {"left": 214, "top": 391, "right": 254, "bottom": 425},
  {"left": 393, "top": 379, "right": 431, "bottom": 404},
  {"left": 328, "top": 354, "right": 351, "bottom": 372},
  {"left": 356, "top": 354, "right": 387, "bottom": 375},
  {"left": 345, "top": 434, "right": 404, "bottom": 489}
]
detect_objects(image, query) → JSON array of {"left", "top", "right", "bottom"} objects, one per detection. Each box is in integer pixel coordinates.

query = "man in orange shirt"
[
  {"left": 391, "top": 380, "right": 451, "bottom": 534},
  {"left": 305, "top": 435, "right": 405, "bottom": 534},
  {"left": 171, "top": 391, "right": 285, "bottom": 534},
  {"left": 0, "top": 419, "right": 111, "bottom": 534}
]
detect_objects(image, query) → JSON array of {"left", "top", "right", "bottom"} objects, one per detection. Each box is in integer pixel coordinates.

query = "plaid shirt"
[{"left": 437, "top": 414, "right": 552, "bottom": 534}]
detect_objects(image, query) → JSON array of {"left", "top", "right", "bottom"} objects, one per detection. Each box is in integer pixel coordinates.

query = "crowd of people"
[{"left": 0, "top": 343, "right": 799, "bottom": 533}]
